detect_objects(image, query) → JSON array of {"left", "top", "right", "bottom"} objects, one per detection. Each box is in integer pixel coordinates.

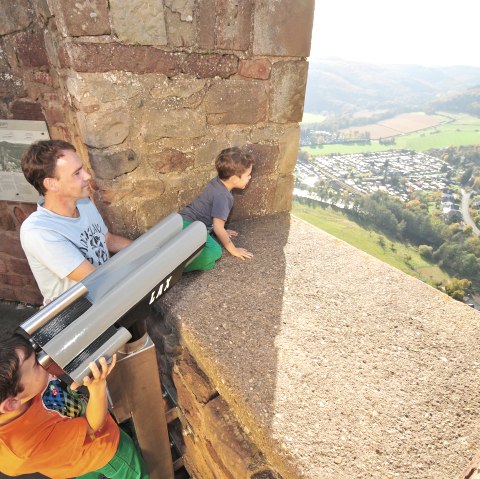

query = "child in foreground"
[
  {"left": 0, "top": 334, "right": 149, "bottom": 479},
  {"left": 180, "top": 146, "right": 254, "bottom": 272}
]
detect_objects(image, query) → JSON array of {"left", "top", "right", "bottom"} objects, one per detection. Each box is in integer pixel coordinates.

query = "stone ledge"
[{"left": 159, "top": 213, "right": 480, "bottom": 479}]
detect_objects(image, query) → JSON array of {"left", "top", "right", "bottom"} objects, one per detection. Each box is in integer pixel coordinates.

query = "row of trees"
[{"left": 349, "top": 191, "right": 480, "bottom": 288}]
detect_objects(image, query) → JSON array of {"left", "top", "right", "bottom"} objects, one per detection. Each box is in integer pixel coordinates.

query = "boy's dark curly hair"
[
  {"left": 215, "top": 147, "right": 254, "bottom": 180},
  {"left": 0, "top": 334, "right": 34, "bottom": 404}
]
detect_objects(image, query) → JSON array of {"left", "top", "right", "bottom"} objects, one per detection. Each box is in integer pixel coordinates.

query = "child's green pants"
[{"left": 183, "top": 220, "right": 222, "bottom": 272}]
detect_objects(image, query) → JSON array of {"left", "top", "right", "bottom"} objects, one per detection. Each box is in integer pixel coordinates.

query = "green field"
[
  {"left": 292, "top": 201, "right": 452, "bottom": 287},
  {"left": 301, "top": 113, "right": 480, "bottom": 156},
  {"left": 301, "top": 112, "right": 327, "bottom": 124}
]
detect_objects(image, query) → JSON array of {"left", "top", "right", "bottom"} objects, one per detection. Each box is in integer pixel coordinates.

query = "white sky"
[{"left": 310, "top": 0, "right": 480, "bottom": 67}]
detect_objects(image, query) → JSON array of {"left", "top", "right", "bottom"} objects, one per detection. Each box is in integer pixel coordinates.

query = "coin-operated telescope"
[{"left": 18, "top": 213, "right": 206, "bottom": 479}]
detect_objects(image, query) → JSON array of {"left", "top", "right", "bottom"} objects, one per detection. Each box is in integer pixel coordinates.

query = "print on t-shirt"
[{"left": 79, "top": 223, "right": 108, "bottom": 265}]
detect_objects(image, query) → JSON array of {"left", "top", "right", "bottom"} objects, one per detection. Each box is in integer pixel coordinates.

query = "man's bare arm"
[{"left": 105, "top": 232, "right": 132, "bottom": 253}]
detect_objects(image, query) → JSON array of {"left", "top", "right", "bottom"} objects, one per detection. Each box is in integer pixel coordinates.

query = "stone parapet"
[{"left": 157, "top": 213, "right": 480, "bottom": 479}]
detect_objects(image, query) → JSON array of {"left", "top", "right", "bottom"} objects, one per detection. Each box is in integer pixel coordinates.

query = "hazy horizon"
[{"left": 311, "top": 0, "right": 480, "bottom": 68}]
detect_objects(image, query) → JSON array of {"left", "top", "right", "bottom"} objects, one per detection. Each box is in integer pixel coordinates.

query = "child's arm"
[
  {"left": 82, "top": 356, "right": 116, "bottom": 434},
  {"left": 213, "top": 218, "right": 253, "bottom": 260}
]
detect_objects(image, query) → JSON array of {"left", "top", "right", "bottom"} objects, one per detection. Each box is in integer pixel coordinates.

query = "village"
[{"left": 295, "top": 149, "right": 455, "bottom": 202}]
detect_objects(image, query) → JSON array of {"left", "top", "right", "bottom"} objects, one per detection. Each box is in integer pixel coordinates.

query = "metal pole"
[{"left": 107, "top": 332, "right": 174, "bottom": 479}]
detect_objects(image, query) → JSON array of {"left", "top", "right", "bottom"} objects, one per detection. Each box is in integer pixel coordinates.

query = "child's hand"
[
  {"left": 82, "top": 355, "right": 116, "bottom": 390},
  {"left": 226, "top": 229, "right": 238, "bottom": 238},
  {"left": 232, "top": 247, "right": 253, "bottom": 260}
]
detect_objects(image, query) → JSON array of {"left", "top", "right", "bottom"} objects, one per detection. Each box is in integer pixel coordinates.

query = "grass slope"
[{"left": 292, "top": 201, "right": 452, "bottom": 287}]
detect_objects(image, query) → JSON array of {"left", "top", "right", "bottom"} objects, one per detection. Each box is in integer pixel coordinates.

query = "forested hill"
[{"left": 305, "top": 58, "right": 480, "bottom": 116}]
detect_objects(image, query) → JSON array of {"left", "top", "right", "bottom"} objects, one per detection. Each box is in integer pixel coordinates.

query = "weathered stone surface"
[
  {"left": 60, "top": 43, "right": 183, "bottom": 76},
  {"left": 215, "top": 0, "right": 253, "bottom": 51},
  {"left": 253, "top": 0, "right": 315, "bottom": 56},
  {"left": 238, "top": 59, "right": 271, "bottom": 80},
  {"left": 77, "top": 107, "right": 131, "bottom": 148},
  {"left": 182, "top": 433, "right": 216, "bottom": 479},
  {"left": 67, "top": 72, "right": 145, "bottom": 112},
  {"left": 196, "top": 0, "right": 216, "bottom": 50},
  {"left": 0, "top": 0, "right": 34, "bottom": 35},
  {"left": 42, "top": 93, "right": 67, "bottom": 125},
  {"left": 142, "top": 108, "right": 206, "bottom": 141},
  {"left": 244, "top": 144, "right": 278, "bottom": 176},
  {"left": 150, "top": 76, "right": 206, "bottom": 100},
  {"left": 0, "top": 73, "right": 25, "bottom": 99},
  {"left": 205, "top": 80, "right": 267, "bottom": 125},
  {"left": 134, "top": 195, "right": 178, "bottom": 231},
  {"left": 11, "top": 100, "right": 44, "bottom": 120},
  {"left": 175, "top": 350, "right": 216, "bottom": 403},
  {"left": 88, "top": 148, "right": 139, "bottom": 180},
  {"left": 0, "top": 231, "right": 25, "bottom": 257},
  {"left": 148, "top": 148, "right": 193, "bottom": 174},
  {"left": 12, "top": 30, "right": 49, "bottom": 68},
  {"left": 203, "top": 396, "right": 260, "bottom": 479},
  {"left": 54, "top": 0, "right": 110, "bottom": 36},
  {"left": 165, "top": 0, "right": 194, "bottom": 21},
  {"left": 272, "top": 175, "right": 293, "bottom": 212},
  {"left": 181, "top": 53, "right": 238, "bottom": 79},
  {"left": 110, "top": 0, "right": 167, "bottom": 46},
  {"left": 269, "top": 60, "right": 308, "bottom": 123},
  {"left": 164, "top": 7, "right": 195, "bottom": 47},
  {"left": 278, "top": 124, "right": 300, "bottom": 175},
  {"left": 230, "top": 175, "right": 276, "bottom": 220}
]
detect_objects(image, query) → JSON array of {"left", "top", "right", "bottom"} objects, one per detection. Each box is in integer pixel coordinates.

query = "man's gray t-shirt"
[
  {"left": 20, "top": 198, "right": 109, "bottom": 302},
  {"left": 180, "top": 177, "right": 233, "bottom": 227}
]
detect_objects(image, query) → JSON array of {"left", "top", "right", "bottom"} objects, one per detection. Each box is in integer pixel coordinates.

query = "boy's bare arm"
[
  {"left": 82, "top": 356, "right": 116, "bottom": 434},
  {"left": 213, "top": 218, "right": 253, "bottom": 260}
]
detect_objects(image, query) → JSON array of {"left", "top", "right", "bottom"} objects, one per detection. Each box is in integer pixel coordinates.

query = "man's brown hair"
[
  {"left": 0, "top": 334, "right": 34, "bottom": 404},
  {"left": 215, "top": 147, "right": 254, "bottom": 180},
  {"left": 21, "top": 140, "right": 76, "bottom": 195}
]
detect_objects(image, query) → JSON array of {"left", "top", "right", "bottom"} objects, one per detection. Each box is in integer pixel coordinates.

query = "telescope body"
[{"left": 19, "top": 213, "right": 206, "bottom": 385}]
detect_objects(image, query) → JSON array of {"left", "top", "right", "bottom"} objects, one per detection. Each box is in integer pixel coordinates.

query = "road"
[{"left": 461, "top": 189, "right": 480, "bottom": 234}]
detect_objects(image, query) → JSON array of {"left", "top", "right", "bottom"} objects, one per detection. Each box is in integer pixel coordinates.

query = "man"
[{"left": 20, "top": 140, "right": 132, "bottom": 303}]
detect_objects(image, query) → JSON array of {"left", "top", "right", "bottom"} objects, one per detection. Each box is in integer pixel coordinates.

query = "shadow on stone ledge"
[{"left": 154, "top": 212, "right": 480, "bottom": 479}]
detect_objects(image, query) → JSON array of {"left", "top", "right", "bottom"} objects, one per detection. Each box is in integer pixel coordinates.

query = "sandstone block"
[
  {"left": 12, "top": 30, "right": 49, "bottom": 68},
  {"left": 164, "top": 7, "right": 195, "bottom": 47},
  {"left": 135, "top": 194, "right": 178, "bottom": 232},
  {"left": 110, "top": 0, "right": 167, "bottom": 46},
  {"left": 77, "top": 107, "right": 131, "bottom": 148},
  {"left": 10, "top": 101, "right": 44, "bottom": 121},
  {"left": 88, "top": 148, "right": 139, "bottom": 180},
  {"left": 150, "top": 77, "right": 207, "bottom": 101},
  {"left": 181, "top": 53, "right": 238, "bottom": 79},
  {"left": 0, "top": 273, "right": 26, "bottom": 287},
  {"left": 244, "top": 144, "right": 278, "bottom": 176},
  {"left": 0, "top": 0, "right": 34, "bottom": 36},
  {"left": 43, "top": 94, "right": 67, "bottom": 125},
  {"left": 6, "top": 257, "right": 32, "bottom": 276},
  {"left": 196, "top": 0, "right": 216, "bottom": 50},
  {"left": 60, "top": 43, "right": 182, "bottom": 76},
  {"left": 172, "top": 369, "right": 204, "bottom": 433},
  {"left": 0, "top": 258, "right": 7, "bottom": 273},
  {"left": 16, "top": 285, "right": 42, "bottom": 306},
  {"left": 278, "top": 124, "right": 300, "bottom": 175},
  {"left": 0, "top": 211, "right": 16, "bottom": 231},
  {"left": 0, "top": 231, "right": 25, "bottom": 257},
  {"left": 175, "top": 351, "right": 216, "bottom": 403},
  {"left": 215, "top": 0, "right": 253, "bottom": 51},
  {"left": 0, "top": 284, "right": 15, "bottom": 302},
  {"left": 148, "top": 148, "right": 193, "bottom": 174},
  {"left": 165, "top": 0, "right": 195, "bottom": 21},
  {"left": 273, "top": 175, "right": 294, "bottom": 212},
  {"left": 230, "top": 175, "right": 275, "bottom": 220},
  {"left": 53, "top": 0, "right": 110, "bottom": 36},
  {"left": 182, "top": 433, "right": 216, "bottom": 479},
  {"left": 142, "top": 108, "right": 206, "bottom": 141},
  {"left": 269, "top": 60, "right": 308, "bottom": 123},
  {"left": 203, "top": 396, "right": 260, "bottom": 479},
  {"left": 0, "top": 74, "right": 26, "bottom": 99},
  {"left": 239, "top": 59, "right": 271, "bottom": 80},
  {"left": 253, "top": 0, "right": 314, "bottom": 57},
  {"left": 205, "top": 80, "right": 267, "bottom": 125}
]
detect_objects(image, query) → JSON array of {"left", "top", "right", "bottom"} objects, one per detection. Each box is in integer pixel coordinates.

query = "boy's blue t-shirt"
[{"left": 180, "top": 177, "right": 233, "bottom": 228}]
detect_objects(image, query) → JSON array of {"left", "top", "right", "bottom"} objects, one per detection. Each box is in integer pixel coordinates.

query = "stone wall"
[{"left": 0, "top": 0, "right": 314, "bottom": 304}]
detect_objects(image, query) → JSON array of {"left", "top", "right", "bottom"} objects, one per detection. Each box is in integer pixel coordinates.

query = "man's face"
[
  {"left": 16, "top": 349, "right": 50, "bottom": 404},
  {"left": 52, "top": 149, "right": 92, "bottom": 200},
  {"left": 235, "top": 165, "right": 253, "bottom": 190}
]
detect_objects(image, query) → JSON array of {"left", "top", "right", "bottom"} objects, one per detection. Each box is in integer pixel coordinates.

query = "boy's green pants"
[
  {"left": 183, "top": 219, "right": 222, "bottom": 272},
  {"left": 78, "top": 429, "right": 149, "bottom": 479}
]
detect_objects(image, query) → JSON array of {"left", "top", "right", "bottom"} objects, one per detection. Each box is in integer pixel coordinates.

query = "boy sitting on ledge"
[
  {"left": 180, "top": 146, "right": 254, "bottom": 272},
  {"left": 0, "top": 334, "right": 149, "bottom": 479}
]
